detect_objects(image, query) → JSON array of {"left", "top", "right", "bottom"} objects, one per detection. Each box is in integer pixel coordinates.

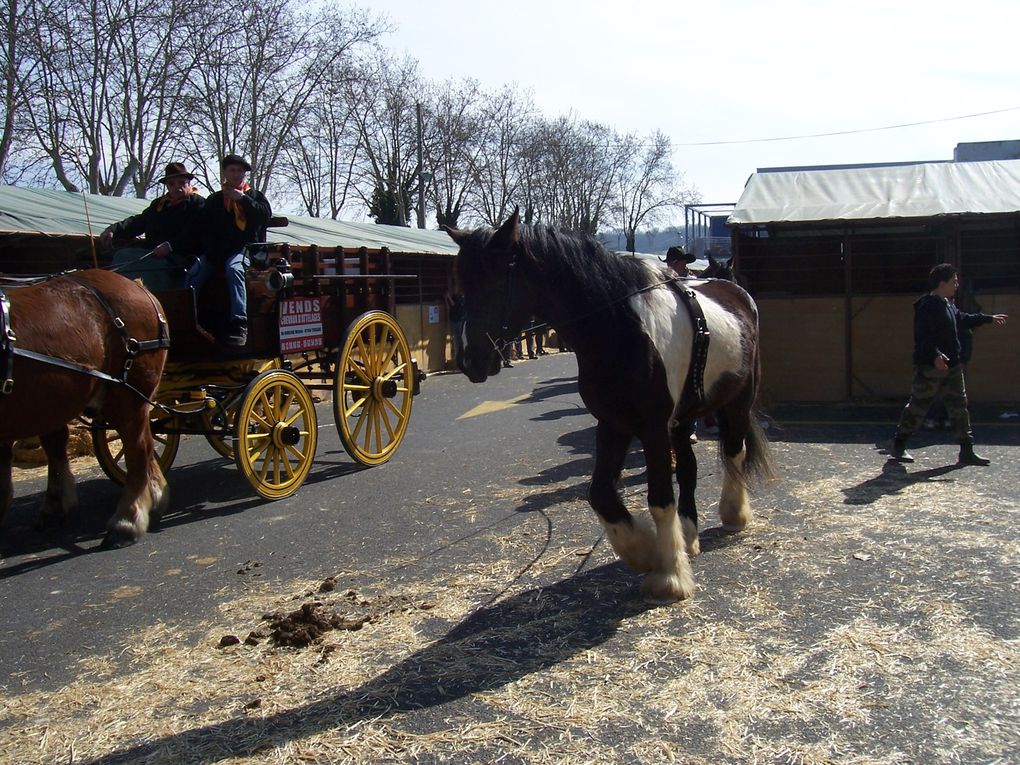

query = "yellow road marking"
[{"left": 458, "top": 393, "right": 532, "bottom": 420}]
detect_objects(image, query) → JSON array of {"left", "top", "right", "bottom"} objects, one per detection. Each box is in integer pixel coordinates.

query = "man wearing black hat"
[
  {"left": 188, "top": 154, "right": 272, "bottom": 346},
  {"left": 664, "top": 245, "right": 696, "bottom": 278},
  {"left": 100, "top": 162, "right": 205, "bottom": 287}
]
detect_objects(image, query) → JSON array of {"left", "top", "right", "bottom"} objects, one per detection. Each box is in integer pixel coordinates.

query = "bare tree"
[
  {"left": 467, "top": 84, "right": 537, "bottom": 227},
  {"left": 0, "top": 0, "right": 21, "bottom": 177},
  {"left": 529, "top": 115, "right": 629, "bottom": 235},
  {"left": 278, "top": 58, "right": 364, "bottom": 219},
  {"left": 616, "top": 131, "right": 692, "bottom": 253},
  {"left": 16, "top": 0, "right": 207, "bottom": 196},
  {"left": 348, "top": 54, "right": 423, "bottom": 226},
  {"left": 186, "top": 0, "right": 387, "bottom": 195},
  {"left": 420, "top": 77, "right": 483, "bottom": 229}
]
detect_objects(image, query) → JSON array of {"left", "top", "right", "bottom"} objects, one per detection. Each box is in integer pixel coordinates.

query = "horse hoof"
[
  {"left": 641, "top": 572, "right": 695, "bottom": 603},
  {"left": 100, "top": 531, "right": 138, "bottom": 550}
]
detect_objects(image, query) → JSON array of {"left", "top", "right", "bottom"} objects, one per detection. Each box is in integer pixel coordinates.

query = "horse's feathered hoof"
[
  {"left": 99, "top": 531, "right": 138, "bottom": 550},
  {"left": 641, "top": 572, "right": 695, "bottom": 603}
]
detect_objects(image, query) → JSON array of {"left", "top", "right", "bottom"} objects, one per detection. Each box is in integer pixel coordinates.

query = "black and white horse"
[{"left": 445, "top": 211, "right": 775, "bottom": 602}]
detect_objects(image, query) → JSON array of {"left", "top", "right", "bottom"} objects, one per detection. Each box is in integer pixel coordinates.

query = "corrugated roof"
[
  {"left": 728, "top": 159, "right": 1020, "bottom": 225},
  {"left": 0, "top": 185, "right": 459, "bottom": 256}
]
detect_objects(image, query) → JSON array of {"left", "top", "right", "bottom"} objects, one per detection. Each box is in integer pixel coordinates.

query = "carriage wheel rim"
[
  {"left": 334, "top": 311, "right": 413, "bottom": 466},
  {"left": 234, "top": 370, "right": 317, "bottom": 500},
  {"left": 91, "top": 396, "right": 181, "bottom": 485}
]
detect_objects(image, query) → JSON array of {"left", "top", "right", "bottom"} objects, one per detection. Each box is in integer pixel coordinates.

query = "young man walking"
[{"left": 891, "top": 263, "right": 1007, "bottom": 465}]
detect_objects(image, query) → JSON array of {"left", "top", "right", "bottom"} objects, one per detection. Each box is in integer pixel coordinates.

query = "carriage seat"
[{"left": 245, "top": 216, "right": 290, "bottom": 266}]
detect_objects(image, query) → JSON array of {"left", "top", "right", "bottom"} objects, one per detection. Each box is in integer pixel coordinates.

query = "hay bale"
[{"left": 12, "top": 424, "right": 93, "bottom": 465}]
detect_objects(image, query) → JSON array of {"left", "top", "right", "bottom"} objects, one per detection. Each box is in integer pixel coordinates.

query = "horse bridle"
[{"left": 469, "top": 248, "right": 521, "bottom": 366}]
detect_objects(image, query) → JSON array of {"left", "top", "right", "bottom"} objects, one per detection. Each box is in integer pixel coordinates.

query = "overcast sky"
[{"left": 376, "top": 0, "right": 1019, "bottom": 223}]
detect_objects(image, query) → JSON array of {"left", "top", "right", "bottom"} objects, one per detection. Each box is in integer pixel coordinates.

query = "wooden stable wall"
[
  {"left": 396, "top": 302, "right": 456, "bottom": 375},
  {"left": 757, "top": 298, "right": 845, "bottom": 403},
  {"left": 758, "top": 293, "right": 1020, "bottom": 403}
]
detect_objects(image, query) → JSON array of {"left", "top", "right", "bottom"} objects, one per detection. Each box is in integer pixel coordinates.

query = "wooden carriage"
[{"left": 92, "top": 221, "right": 424, "bottom": 499}]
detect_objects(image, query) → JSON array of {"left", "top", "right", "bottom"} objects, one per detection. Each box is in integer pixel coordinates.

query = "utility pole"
[{"left": 416, "top": 102, "right": 426, "bottom": 229}]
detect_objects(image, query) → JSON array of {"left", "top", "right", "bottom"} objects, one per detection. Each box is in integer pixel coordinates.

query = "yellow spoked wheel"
[
  {"left": 196, "top": 360, "right": 280, "bottom": 459},
  {"left": 91, "top": 397, "right": 181, "bottom": 485},
  {"left": 234, "top": 369, "right": 318, "bottom": 500},
  {"left": 334, "top": 311, "right": 414, "bottom": 466}
]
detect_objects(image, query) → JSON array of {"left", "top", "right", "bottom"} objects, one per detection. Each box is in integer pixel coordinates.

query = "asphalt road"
[
  {"left": 1, "top": 351, "right": 595, "bottom": 689},
  {"left": 2, "top": 351, "right": 1018, "bottom": 764}
]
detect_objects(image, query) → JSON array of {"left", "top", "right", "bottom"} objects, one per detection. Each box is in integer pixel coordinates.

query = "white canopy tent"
[{"left": 728, "top": 159, "right": 1020, "bottom": 226}]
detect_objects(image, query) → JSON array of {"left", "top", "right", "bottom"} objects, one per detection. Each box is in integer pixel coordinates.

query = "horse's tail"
[
  {"left": 742, "top": 413, "right": 778, "bottom": 486},
  {"left": 722, "top": 328, "right": 779, "bottom": 488}
]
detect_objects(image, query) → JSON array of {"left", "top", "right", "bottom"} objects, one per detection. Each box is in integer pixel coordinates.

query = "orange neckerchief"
[
  {"left": 223, "top": 183, "right": 250, "bottom": 231},
  {"left": 154, "top": 185, "right": 194, "bottom": 212}
]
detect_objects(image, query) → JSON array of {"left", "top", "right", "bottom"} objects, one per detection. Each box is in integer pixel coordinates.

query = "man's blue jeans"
[{"left": 185, "top": 250, "right": 248, "bottom": 326}]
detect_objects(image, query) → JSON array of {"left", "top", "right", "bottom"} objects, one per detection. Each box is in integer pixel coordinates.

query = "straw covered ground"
[{"left": 1, "top": 436, "right": 1018, "bottom": 764}]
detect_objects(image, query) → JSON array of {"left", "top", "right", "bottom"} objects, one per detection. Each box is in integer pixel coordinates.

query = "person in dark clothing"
[
  {"left": 891, "top": 263, "right": 1007, "bottom": 465},
  {"left": 924, "top": 296, "right": 996, "bottom": 429},
  {"left": 187, "top": 154, "right": 272, "bottom": 346},
  {"left": 100, "top": 162, "right": 205, "bottom": 287}
]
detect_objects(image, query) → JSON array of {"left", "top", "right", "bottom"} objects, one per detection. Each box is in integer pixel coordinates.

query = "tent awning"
[
  {"left": 0, "top": 185, "right": 460, "bottom": 256},
  {"left": 728, "top": 159, "right": 1020, "bottom": 226}
]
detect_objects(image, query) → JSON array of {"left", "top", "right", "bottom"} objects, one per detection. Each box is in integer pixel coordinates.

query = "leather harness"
[
  {"left": 490, "top": 252, "right": 713, "bottom": 407},
  {"left": 671, "top": 278, "right": 712, "bottom": 405},
  {"left": 0, "top": 273, "right": 170, "bottom": 397}
]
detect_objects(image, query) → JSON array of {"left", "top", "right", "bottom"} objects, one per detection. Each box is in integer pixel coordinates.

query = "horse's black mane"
[
  {"left": 520, "top": 225, "right": 657, "bottom": 300},
  {"left": 459, "top": 221, "right": 667, "bottom": 341}
]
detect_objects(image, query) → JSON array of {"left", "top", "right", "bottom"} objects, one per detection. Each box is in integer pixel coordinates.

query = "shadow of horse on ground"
[
  {"left": 82, "top": 562, "right": 652, "bottom": 765},
  {"left": 842, "top": 460, "right": 961, "bottom": 506}
]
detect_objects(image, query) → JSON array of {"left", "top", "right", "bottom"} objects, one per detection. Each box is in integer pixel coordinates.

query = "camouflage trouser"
[{"left": 895, "top": 364, "right": 973, "bottom": 443}]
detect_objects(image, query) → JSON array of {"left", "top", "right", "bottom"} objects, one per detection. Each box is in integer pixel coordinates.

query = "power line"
[{"left": 674, "top": 106, "right": 1020, "bottom": 147}]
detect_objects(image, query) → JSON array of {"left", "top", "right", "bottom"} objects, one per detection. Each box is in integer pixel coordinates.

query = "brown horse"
[
  {"left": 446, "top": 212, "right": 776, "bottom": 602},
  {"left": 0, "top": 270, "right": 170, "bottom": 547}
]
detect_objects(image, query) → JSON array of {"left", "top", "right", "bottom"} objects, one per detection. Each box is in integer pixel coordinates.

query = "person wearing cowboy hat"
[
  {"left": 100, "top": 161, "right": 206, "bottom": 289},
  {"left": 187, "top": 154, "right": 272, "bottom": 347},
  {"left": 663, "top": 245, "right": 696, "bottom": 277},
  {"left": 100, "top": 161, "right": 205, "bottom": 255}
]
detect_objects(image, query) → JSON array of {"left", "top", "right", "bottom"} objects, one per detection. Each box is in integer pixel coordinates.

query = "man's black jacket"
[
  {"left": 203, "top": 188, "right": 272, "bottom": 263},
  {"left": 913, "top": 294, "right": 994, "bottom": 367},
  {"left": 106, "top": 193, "right": 206, "bottom": 255}
]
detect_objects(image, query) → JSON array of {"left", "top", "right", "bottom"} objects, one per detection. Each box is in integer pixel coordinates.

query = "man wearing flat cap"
[
  {"left": 100, "top": 162, "right": 205, "bottom": 286},
  {"left": 664, "top": 245, "right": 696, "bottom": 277},
  {"left": 188, "top": 154, "right": 272, "bottom": 346}
]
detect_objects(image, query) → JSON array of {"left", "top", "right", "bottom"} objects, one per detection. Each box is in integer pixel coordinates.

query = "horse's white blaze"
[
  {"left": 720, "top": 445, "right": 752, "bottom": 531},
  {"left": 631, "top": 265, "right": 745, "bottom": 409}
]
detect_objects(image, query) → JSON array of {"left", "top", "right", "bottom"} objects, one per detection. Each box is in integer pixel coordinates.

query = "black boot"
[
  {"left": 958, "top": 442, "right": 990, "bottom": 466},
  {"left": 890, "top": 437, "right": 914, "bottom": 463}
]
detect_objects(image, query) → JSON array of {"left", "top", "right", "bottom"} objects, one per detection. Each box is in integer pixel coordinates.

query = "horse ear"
[
  {"left": 442, "top": 224, "right": 469, "bottom": 246},
  {"left": 489, "top": 207, "right": 521, "bottom": 252}
]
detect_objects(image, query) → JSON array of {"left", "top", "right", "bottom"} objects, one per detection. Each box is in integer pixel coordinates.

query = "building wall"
[
  {"left": 757, "top": 293, "right": 1020, "bottom": 403},
  {"left": 396, "top": 302, "right": 455, "bottom": 375},
  {"left": 757, "top": 297, "right": 846, "bottom": 403}
]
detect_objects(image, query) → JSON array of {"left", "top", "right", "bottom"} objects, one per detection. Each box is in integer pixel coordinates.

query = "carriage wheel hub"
[
  {"left": 272, "top": 423, "right": 302, "bottom": 447},
  {"left": 372, "top": 377, "right": 398, "bottom": 399}
]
